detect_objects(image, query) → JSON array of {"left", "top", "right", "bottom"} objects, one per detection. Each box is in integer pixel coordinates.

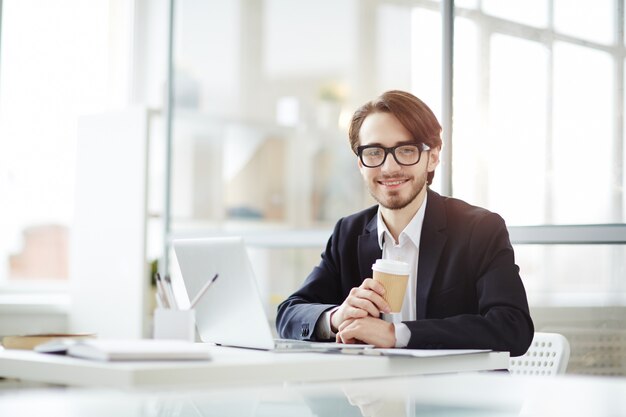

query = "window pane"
[
  {"left": 516, "top": 245, "right": 626, "bottom": 304},
  {"left": 487, "top": 35, "right": 548, "bottom": 225},
  {"left": 377, "top": 5, "right": 412, "bottom": 93},
  {"left": 0, "top": 0, "right": 120, "bottom": 283},
  {"left": 410, "top": 7, "right": 443, "bottom": 192},
  {"left": 170, "top": 1, "right": 440, "bottom": 235},
  {"left": 452, "top": 17, "right": 481, "bottom": 204},
  {"left": 264, "top": 0, "right": 354, "bottom": 77},
  {"left": 454, "top": 34, "right": 548, "bottom": 225},
  {"left": 411, "top": 8, "right": 442, "bottom": 119},
  {"left": 455, "top": 0, "right": 478, "bottom": 9},
  {"left": 482, "top": 0, "right": 548, "bottom": 28},
  {"left": 615, "top": 61, "right": 626, "bottom": 218},
  {"left": 554, "top": 0, "right": 613, "bottom": 45},
  {"left": 552, "top": 43, "right": 613, "bottom": 223}
]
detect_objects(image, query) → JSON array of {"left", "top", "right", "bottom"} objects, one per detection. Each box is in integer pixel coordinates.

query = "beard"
[{"left": 368, "top": 172, "right": 427, "bottom": 211}]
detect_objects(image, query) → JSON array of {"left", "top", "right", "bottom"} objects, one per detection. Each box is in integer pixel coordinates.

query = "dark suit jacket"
[{"left": 276, "top": 189, "right": 534, "bottom": 356}]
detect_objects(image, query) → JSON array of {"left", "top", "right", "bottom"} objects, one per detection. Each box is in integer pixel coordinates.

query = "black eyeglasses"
[{"left": 356, "top": 143, "right": 431, "bottom": 168}]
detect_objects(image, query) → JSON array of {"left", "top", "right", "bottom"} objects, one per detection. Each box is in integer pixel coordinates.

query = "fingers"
[
  {"left": 354, "top": 280, "right": 391, "bottom": 313},
  {"left": 343, "top": 306, "right": 369, "bottom": 321},
  {"left": 335, "top": 319, "right": 357, "bottom": 343},
  {"left": 336, "top": 316, "right": 396, "bottom": 348},
  {"left": 337, "top": 334, "right": 359, "bottom": 344},
  {"left": 337, "top": 318, "right": 354, "bottom": 333},
  {"left": 336, "top": 319, "right": 367, "bottom": 345},
  {"left": 347, "top": 290, "right": 383, "bottom": 318},
  {"left": 333, "top": 279, "right": 392, "bottom": 332},
  {"left": 360, "top": 278, "right": 386, "bottom": 296},
  {"left": 336, "top": 330, "right": 361, "bottom": 345},
  {"left": 331, "top": 303, "right": 367, "bottom": 331}
]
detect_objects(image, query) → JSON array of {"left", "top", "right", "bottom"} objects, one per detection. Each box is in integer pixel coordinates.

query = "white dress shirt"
[
  {"left": 377, "top": 193, "right": 427, "bottom": 347},
  {"left": 315, "top": 194, "right": 428, "bottom": 348}
]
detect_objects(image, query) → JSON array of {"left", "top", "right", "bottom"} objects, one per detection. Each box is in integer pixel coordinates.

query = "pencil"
[{"left": 190, "top": 273, "right": 219, "bottom": 309}]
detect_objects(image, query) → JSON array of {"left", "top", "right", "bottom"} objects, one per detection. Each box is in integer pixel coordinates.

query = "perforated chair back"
[{"left": 509, "top": 332, "right": 570, "bottom": 376}]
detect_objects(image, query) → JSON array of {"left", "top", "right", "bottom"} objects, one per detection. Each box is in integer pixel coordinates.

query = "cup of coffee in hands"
[{"left": 372, "top": 259, "right": 410, "bottom": 323}]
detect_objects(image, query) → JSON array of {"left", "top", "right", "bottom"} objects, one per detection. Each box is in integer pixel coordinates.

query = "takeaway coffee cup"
[{"left": 372, "top": 259, "right": 410, "bottom": 323}]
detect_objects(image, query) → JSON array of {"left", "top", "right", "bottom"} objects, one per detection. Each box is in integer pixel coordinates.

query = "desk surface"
[
  {"left": 0, "top": 345, "right": 508, "bottom": 388},
  {"left": 1, "top": 372, "right": 626, "bottom": 416}
]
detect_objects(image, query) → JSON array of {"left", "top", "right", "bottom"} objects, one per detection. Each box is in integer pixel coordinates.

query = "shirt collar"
[{"left": 377, "top": 192, "right": 428, "bottom": 249}]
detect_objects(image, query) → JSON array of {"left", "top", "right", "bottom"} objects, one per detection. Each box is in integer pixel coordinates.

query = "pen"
[
  {"left": 155, "top": 273, "right": 170, "bottom": 309},
  {"left": 163, "top": 275, "right": 179, "bottom": 310},
  {"left": 154, "top": 288, "right": 164, "bottom": 308},
  {"left": 190, "top": 273, "right": 219, "bottom": 309}
]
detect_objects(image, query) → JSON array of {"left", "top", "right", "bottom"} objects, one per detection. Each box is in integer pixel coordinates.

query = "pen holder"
[{"left": 153, "top": 308, "right": 196, "bottom": 342}]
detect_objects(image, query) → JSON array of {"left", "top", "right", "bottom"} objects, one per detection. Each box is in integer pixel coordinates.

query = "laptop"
[{"left": 172, "top": 236, "right": 373, "bottom": 352}]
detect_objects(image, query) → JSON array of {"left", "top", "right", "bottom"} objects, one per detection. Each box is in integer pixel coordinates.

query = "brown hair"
[{"left": 348, "top": 90, "right": 442, "bottom": 184}]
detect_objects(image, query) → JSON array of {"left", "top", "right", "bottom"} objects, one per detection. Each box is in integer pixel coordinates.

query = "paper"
[
  {"left": 347, "top": 348, "right": 491, "bottom": 357},
  {"left": 66, "top": 339, "right": 212, "bottom": 361}
]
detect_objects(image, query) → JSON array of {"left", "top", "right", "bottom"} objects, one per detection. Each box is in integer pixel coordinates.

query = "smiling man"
[{"left": 276, "top": 90, "right": 534, "bottom": 356}]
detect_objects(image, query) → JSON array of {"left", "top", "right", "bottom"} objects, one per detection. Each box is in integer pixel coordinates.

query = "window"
[
  {"left": 452, "top": 2, "right": 626, "bottom": 308},
  {"left": 0, "top": 0, "right": 133, "bottom": 287}
]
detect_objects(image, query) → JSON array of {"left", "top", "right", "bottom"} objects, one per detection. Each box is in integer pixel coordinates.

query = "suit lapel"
[
  {"left": 416, "top": 189, "right": 448, "bottom": 319},
  {"left": 358, "top": 214, "right": 382, "bottom": 280}
]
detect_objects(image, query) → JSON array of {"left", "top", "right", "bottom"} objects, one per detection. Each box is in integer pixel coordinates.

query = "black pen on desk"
[
  {"left": 155, "top": 273, "right": 170, "bottom": 309},
  {"left": 154, "top": 286, "right": 165, "bottom": 309},
  {"left": 163, "top": 275, "right": 179, "bottom": 310},
  {"left": 189, "top": 273, "right": 219, "bottom": 309}
]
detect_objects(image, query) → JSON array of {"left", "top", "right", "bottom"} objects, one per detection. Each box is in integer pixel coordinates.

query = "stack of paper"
[{"left": 36, "top": 339, "right": 211, "bottom": 361}]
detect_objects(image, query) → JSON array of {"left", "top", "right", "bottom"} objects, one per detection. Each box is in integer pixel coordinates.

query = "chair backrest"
[{"left": 509, "top": 332, "right": 570, "bottom": 376}]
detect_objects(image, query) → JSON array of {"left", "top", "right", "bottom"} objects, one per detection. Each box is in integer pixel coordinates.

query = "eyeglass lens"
[{"left": 360, "top": 145, "right": 422, "bottom": 167}]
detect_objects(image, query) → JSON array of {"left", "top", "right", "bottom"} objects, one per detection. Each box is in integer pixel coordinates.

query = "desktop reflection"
[
  {"left": 150, "top": 380, "right": 516, "bottom": 417},
  {"left": 2, "top": 372, "right": 626, "bottom": 417}
]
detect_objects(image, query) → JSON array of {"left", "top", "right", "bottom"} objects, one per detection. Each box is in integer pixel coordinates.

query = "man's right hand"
[{"left": 330, "top": 278, "right": 391, "bottom": 333}]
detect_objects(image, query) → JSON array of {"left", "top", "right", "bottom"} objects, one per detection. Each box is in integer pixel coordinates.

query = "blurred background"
[{"left": 1, "top": 0, "right": 625, "bottom": 375}]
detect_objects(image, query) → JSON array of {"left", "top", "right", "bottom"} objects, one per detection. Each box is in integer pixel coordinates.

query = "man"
[{"left": 276, "top": 90, "right": 533, "bottom": 356}]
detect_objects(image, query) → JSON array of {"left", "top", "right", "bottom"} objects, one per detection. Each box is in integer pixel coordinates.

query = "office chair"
[{"left": 509, "top": 332, "right": 570, "bottom": 376}]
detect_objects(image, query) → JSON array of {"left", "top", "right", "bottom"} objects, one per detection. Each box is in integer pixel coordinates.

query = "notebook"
[
  {"left": 35, "top": 339, "right": 211, "bottom": 361},
  {"left": 172, "top": 236, "right": 373, "bottom": 352}
]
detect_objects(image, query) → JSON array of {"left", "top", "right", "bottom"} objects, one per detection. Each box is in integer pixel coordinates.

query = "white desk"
[
  {"left": 0, "top": 346, "right": 508, "bottom": 388},
  {"left": 2, "top": 372, "right": 626, "bottom": 416}
]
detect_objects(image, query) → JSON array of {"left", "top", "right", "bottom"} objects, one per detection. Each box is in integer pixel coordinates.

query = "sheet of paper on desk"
[
  {"left": 65, "top": 339, "right": 212, "bottom": 361},
  {"left": 365, "top": 349, "right": 491, "bottom": 357}
]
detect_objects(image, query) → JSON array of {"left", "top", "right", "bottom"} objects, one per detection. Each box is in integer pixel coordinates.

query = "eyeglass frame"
[{"left": 355, "top": 142, "right": 431, "bottom": 168}]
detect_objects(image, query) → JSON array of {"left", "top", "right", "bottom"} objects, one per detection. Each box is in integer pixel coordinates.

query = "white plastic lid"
[{"left": 371, "top": 259, "right": 410, "bottom": 275}]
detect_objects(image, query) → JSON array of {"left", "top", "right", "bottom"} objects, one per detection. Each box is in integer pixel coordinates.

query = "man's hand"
[
  {"left": 330, "top": 278, "right": 390, "bottom": 332},
  {"left": 336, "top": 316, "right": 396, "bottom": 348}
]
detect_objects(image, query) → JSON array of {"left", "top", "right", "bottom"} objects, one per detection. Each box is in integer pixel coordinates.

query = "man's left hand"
[{"left": 335, "top": 316, "right": 396, "bottom": 348}]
